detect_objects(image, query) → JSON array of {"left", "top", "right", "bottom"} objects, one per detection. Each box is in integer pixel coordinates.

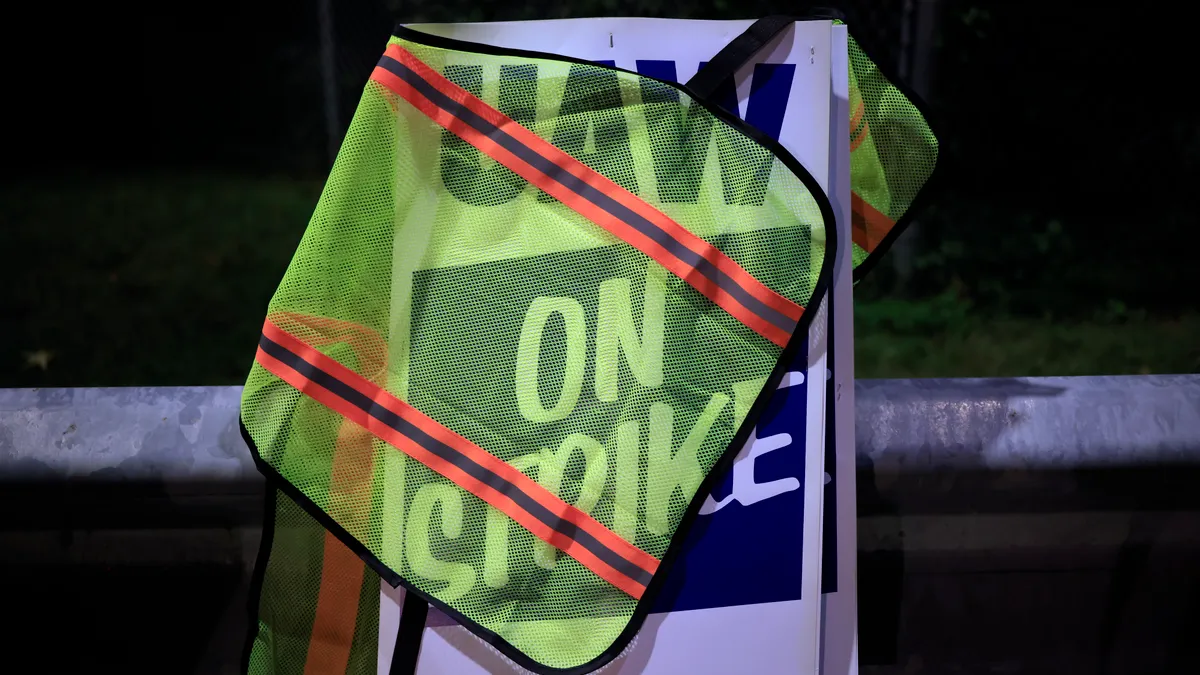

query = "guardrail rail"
[{"left": 2, "top": 375, "right": 1198, "bottom": 674}]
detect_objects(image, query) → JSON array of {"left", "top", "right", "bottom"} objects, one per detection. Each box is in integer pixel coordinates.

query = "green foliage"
[
  {"left": 855, "top": 302, "right": 1200, "bottom": 379},
  {"left": 910, "top": 2, "right": 1200, "bottom": 319},
  {"left": 854, "top": 287, "right": 973, "bottom": 336},
  {"left": 2, "top": 174, "right": 1195, "bottom": 387},
  {"left": 0, "top": 173, "right": 322, "bottom": 387}
]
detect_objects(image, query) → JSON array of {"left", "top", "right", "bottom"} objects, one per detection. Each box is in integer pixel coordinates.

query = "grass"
[
  {"left": 3, "top": 173, "right": 1196, "bottom": 387},
  {"left": 851, "top": 290, "right": 1200, "bottom": 378},
  {"left": 854, "top": 312, "right": 1200, "bottom": 379},
  {"left": 2, "top": 172, "right": 323, "bottom": 387}
]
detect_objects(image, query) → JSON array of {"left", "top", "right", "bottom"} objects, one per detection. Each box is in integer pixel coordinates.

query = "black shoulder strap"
[
  {"left": 389, "top": 589, "right": 429, "bottom": 674},
  {"left": 685, "top": 15, "right": 796, "bottom": 101}
]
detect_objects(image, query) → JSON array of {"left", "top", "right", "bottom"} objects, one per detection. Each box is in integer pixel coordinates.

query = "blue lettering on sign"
[
  {"left": 692, "top": 61, "right": 796, "bottom": 143},
  {"left": 743, "top": 63, "right": 796, "bottom": 142},
  {"left": 633, "top": 60, "right": 796, "bottom": 142},
  {"left": 652, "top": 343, "right": 810, "bottom": 613},
  {"left": 634, "top": 60, "right": 813, "bottom": 613},
  {"left": 438, "top": 58, "right": 796, "bottom": 208},
  {"left": 632, "top": 59, "right": 675, "bottom": 84}
]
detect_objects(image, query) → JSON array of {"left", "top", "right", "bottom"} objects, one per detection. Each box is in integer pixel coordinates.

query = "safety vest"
[
  {"left": 240, "top": 14, "right": 935, "bottom": 675},
  {"left": 844, "top": 31, "right": 939, "bottom": 275}
]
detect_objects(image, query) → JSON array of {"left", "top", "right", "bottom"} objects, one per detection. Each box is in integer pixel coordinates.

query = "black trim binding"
[
  {"left": 846, "top": 74, "right": 944, "bottom": 285},
  {"left": 240, "top": 18, "right": 840, "bottom": 675},
  {"left": 239, "top": 474, "right": 278, "bottom": 672},
  {"left": 390, "top": 590, "right": 429, "bottom": 674},
  {"left": 686, "top": 15, "right": 802, "bottom": 99},
  {"left": 241, "top": 421, "right": 401, "bottom": 584}
]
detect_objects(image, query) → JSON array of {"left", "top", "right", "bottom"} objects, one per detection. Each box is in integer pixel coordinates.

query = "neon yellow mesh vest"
[
  {"left": 240, "top": 14, "right": 936, "bottom": 675},
  {"left": 844, "top": 31, "right": 939, "bottom": 275}
]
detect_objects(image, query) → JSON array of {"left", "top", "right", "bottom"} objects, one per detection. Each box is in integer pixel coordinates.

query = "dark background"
[
  {"left": 3, "top": 0, "right": 1197, "bottom": 386},
  {"left": 2, "top": 4, "right": 1199, "bottom": 674}
]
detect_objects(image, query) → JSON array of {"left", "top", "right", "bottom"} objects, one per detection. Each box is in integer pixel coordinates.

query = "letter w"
[{"left": 634, "top": 60, "right": 795, "bottom": 206}]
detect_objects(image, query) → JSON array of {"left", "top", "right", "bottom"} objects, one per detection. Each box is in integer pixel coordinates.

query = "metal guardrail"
[
  {"left": 4, "top": 375, "right": 1198, "bottom": 481},
  {"left": 856, "top": 374, "right": 1200, "bottom": 468},
  {"left": 2, "top": 375, "right": 1198, "bottom": 674}
]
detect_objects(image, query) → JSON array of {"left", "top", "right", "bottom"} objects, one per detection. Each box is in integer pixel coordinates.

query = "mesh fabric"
[
  {"left": 246, "top": 490, "right": 380, "bottom": 675},
  {"left": 846, "top": 34, "right": 939, "bottom": 268},
  {"left": 241, "top": 35, "right": 829, "bottom": 671}
]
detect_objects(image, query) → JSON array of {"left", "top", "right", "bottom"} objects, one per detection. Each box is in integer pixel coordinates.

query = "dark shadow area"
[
  {"left": 0, "top": 479, "right": 263, "bottom": 530},
  {"left": 0, "top": 479, "right": 263, "bottom": 673},
  {"left": 862, "top": 465, "right": 1200, "bottom": 516},
  {"left": 0, "top": 455, "right": 1194, "bottom": 673},
  {"left": 856, "top": 454, "right": 904, "bottom": 667},
  {"left": 0, "top": 563, "right": 245, "bottom": 674},
  {"left": 2, "top": 0, "right": 1199, "bottom": 673}
]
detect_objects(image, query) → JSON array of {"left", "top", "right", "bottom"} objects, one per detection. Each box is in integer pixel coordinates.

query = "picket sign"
[{"left": 374, "top": 18, "right": 855, "bottom": 675}]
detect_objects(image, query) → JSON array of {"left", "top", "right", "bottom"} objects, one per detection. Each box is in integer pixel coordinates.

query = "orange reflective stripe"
[
  {"left": 277, "top": 314, "right": 386, "bottom": 674},
  {"left": 273, "top": 312, "right": 390, "bottom": 382},
  {"left": 304, "top": 532, "right": 366, "bottom": 675},
  {"left": 849, "top": 99, "right": 869, "bottom": 152},
  {"left": 372, "top": 44, "right": 802, "bottom": 348},
  {"left": 851, "top": 192, "right": 894, "bottom": 252},
  {"left": 256, "top": 318, "right": 661, "bottom": 598},
  {"left": 849, "top": 97, "right": 865, "bottom": 132},
  {"left": 849, "top": 121, "right": 870, "bottom": 152}
]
